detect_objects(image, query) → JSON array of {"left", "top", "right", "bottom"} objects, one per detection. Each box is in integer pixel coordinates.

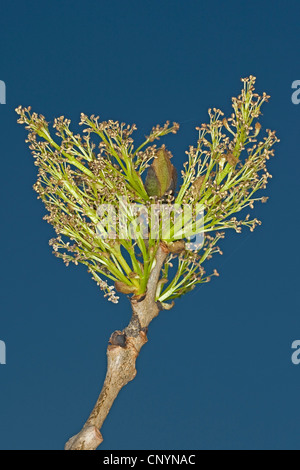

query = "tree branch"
[{"left": 65, "top": 243, "right": 169, "bottom": 450}]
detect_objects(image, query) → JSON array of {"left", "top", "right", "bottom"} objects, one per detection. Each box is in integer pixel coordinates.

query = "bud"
[
  {"left": 167, "top": 240, "right": 186, "bottom": 253},
  {"left": 145, "top": 146, "right": 177, "bottom": 197},
  {"left": 114, "top": 281, "right": 138, "bottom": 294},
  {"left": 225, "top": 152, "right": 238, "bottom": 166},
  {"left": 159, "top": 301, "right": 175, "bottom": 311},
  {"left": 254, "top": 122, "right": 261, "bottom": 137},
  {"left": 191, "top": 175, "right": 205, "bottom": 198},
  {"left": 222, "top": 118, "right": 232, "bottom": 133}
]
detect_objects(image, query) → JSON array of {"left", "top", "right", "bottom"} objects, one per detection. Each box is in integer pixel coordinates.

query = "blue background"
[{"left": 0, "top": 0, "right": 299, "bottom": 450}]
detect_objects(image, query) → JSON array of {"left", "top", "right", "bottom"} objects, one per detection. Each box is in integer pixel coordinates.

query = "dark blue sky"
[{"left": 0, "top": 0, "right": 300, "bottom": 450}]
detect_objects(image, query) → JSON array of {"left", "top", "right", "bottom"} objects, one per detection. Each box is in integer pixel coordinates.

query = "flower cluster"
[{"left": 16, "top": 76, "right": 278, "bottom": 305}]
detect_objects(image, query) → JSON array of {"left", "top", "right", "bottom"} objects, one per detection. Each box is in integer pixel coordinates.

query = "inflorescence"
[{"left": 16, "top": 76, "right": 278, "bottom": 305}]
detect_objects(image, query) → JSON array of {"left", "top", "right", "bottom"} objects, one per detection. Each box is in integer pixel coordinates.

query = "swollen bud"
[
  {"left": 145, "top": 146, "right": 177, "bottom": 197},
  {"left": 114, "top": 281, "right": 138, "bottom": 295},
  {"left": 167, "top": 240, "right": 186, "bottom": 254}
]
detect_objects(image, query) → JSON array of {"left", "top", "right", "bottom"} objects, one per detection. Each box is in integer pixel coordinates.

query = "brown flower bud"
[{"left": 254, "top": 122, "right": 261, "bottom": 137}]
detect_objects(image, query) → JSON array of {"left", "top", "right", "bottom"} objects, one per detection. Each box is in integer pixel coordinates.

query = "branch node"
[
  {"left": 109, "top": 331, "right": 127, "bottom": 348},
  {"left": 65, "top": 425, "right": 103, "bottom": 451}
]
